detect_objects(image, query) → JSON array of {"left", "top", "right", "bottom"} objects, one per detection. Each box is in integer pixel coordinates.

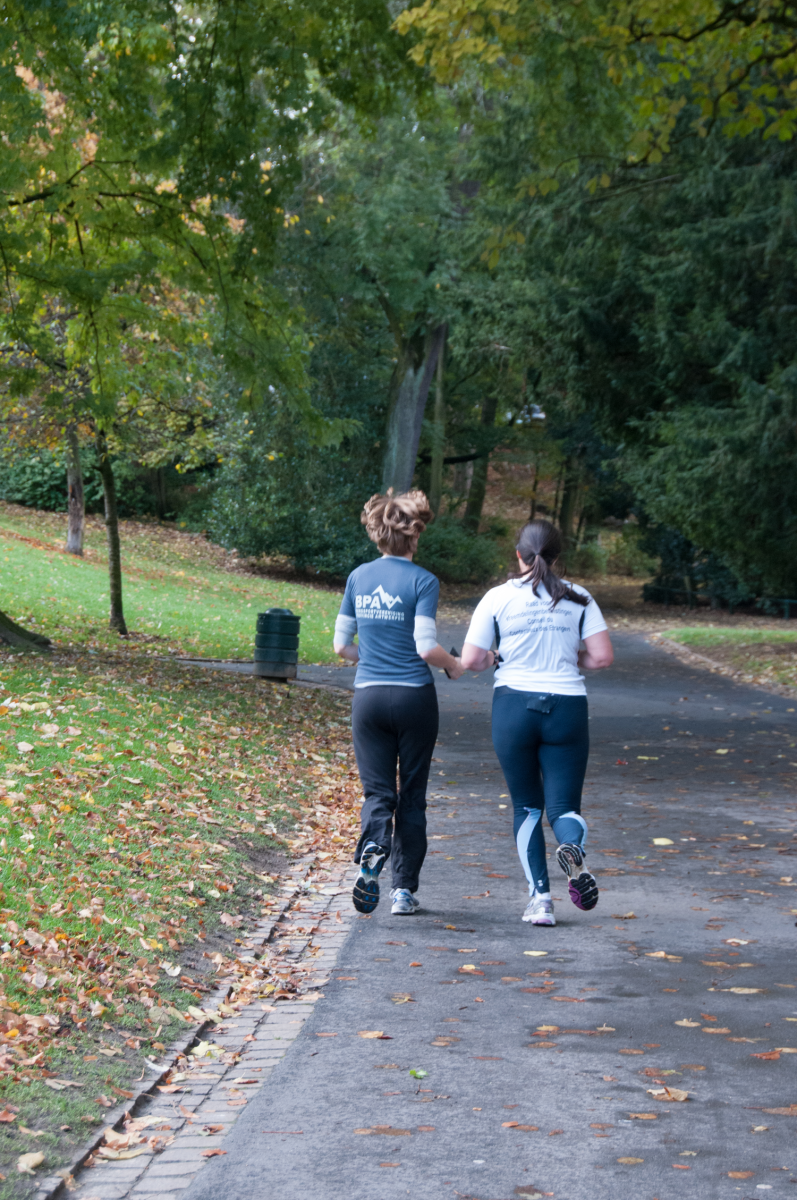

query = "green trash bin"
[{"left": 254, "top": 608, "right": 300, "bottom": 680}]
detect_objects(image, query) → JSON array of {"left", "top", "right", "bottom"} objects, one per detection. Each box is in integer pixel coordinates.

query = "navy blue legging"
[{"left": 491, "top": 687, "right": 589, "bottom": 894}]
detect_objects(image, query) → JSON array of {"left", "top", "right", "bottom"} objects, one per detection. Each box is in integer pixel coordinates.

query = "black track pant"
[{"left": 351, "top": 683, "right": 439, "bottom": 892}]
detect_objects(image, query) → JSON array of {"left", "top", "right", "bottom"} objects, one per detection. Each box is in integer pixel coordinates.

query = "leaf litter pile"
[{"left": 0, "top": 648, "right": 358, "bottom": 1185}]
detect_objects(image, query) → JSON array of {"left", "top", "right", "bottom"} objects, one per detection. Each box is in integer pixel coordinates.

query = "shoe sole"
[
  {"left": 557, "top": 844, "right": 598, "bottom": 911},
  {"left": 391, "top": 905, "right": 418, "bottom": 915},
  {"left": 353, "top": 875, "right": 380, "bottom": 914},
  {"left": 522, "top": 912, "right": 556, "bottom": 926},
  {"left": 568, "top": 871, "right": 599, "bottom": 911}
]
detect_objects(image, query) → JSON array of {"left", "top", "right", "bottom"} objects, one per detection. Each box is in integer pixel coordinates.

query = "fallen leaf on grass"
[
  {"left": 200, "top": 1149, "right": 227, "bottom": 1158},
  {"left": 43, "top": 1078, "right": 82, "bottom": 1090},
  {"left": 0, "top": 1110, "right": 16, "bottom": 1123},
  {"left": 95, "top": 1096, "right": 113, "bottom": 1108},
  {"left": 219, "top": 913, "right": 243, "bottom": 928},
  {"left": 358, "top": 1031, "right": 392, "bottom": 1039},
  {"left": 16, "top": 1152, "right": 44, "bottom": 1175},
  {"left": 647, "top": 1087, "right": 689, "bottom": 1102},
  {"left": 19, "top": 1128, "right": 44, "bottom": 1138}
]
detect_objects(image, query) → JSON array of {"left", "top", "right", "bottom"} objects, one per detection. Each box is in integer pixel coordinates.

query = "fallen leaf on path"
[
  {"left": 648, "top": 1087, "right": 689, "bottom": 1102},
  {"left": 728, "top": 1171, "right": 754, "bottom": 1179},
  {"left": 16, "top": 1152, "right": 44, "bottom": 1175},
  {"left": 629, "top": 1113, "right": 657, "bottom": 1120},
  {"left": 354, "top": 1126, "right": 411, "bottom": 1136},
  {"left": 200, "top": 1149, "right": 227, "bottom": 1158},
  {"left": 391, "top": 994, "right": 414, "bottom": 1004},
  {"left": 672, "top": 1163, "right": 691, "bottom": 1169},
  {"left": 98, "top": 1147, "right": 149, "bottom": 1161},
  {"left": 703, "top": 1027, "right": 731, "bottom": 1034},
  {"left": 751, "top": 1050, "right": 781, "bottom": 1060},
  {"left": 527, "top": 1042, "right": 557, "bottom": 1049},
  {"left": 619, "top": 1049, "right": 644, "bottom": 1055},
  {"left": 652, "top": 838, "right": 673, "bottom": 845},
  {"left": 523, "top": 951, "right": 547, "bottom": 957},
  {"left": 675, "top": 1019, "right": 701, "bottom": 1027},
  {"left": 727, "top": 987, "right": 764, "bottom": 994},
  {"left": 358, "top": 1031, "right": 392, "bottom": 1039},
  {"left": 315, "top": 1033, "right": 337, "bottom": 1038},
  {"left": 611, "top": 912, "right": 636, "bottom": 919},
  {"left": 617, "top": 1157, "right": 644, "bottom": 1165}
]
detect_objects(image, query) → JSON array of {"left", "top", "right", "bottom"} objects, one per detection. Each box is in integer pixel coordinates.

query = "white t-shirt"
[{"left": 465, "top": 579, "right": 608, "bottom": 695}]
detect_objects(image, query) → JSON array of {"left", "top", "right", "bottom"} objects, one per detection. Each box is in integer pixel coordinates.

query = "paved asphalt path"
[{"left": 187, "top": 629, "right": 797, "bottom": 1200}]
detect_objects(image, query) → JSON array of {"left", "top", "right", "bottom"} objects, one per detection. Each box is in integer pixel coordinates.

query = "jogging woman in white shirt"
[{"left": 461, "top": 519, "right": 613, "bottom": 926}]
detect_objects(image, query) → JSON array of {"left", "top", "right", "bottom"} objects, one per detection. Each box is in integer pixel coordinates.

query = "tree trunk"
[
  {"left": 65, "top": 425, "right": 85, "bottom": 556},
  {"left": 0, "top": 610, "right": 51, "bottom": 651},
  {"left": 95, "top": 431, "right": 128, "bottom": 635},
  {"left": 558, "top": 453, "right": 582, "bottom": 553},
  {"left": 382, "top": 323, "right": 446, "bottom": 495},
  {"left": 428, "top": 332, "right": 447, "bottom": 516},
  {"left": 462, "top": 390, "right": 499, "bottom": 533}
]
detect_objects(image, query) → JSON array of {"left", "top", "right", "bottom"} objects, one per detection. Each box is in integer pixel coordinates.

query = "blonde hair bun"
[{"left": 362, "top": 489, "right": 432, "bottom": 556}]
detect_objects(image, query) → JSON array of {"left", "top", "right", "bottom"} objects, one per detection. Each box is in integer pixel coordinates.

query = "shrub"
[
  {"left": 606, "top": 526, "right": 658, "bottom": 577},
  {"left": 415, "top": 516, "right": 503, "bottom": 583},
  {"left": 565, "top": 542, "right": 608, "bottom": 579}
]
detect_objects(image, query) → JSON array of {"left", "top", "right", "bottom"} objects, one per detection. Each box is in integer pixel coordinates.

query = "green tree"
[{"left": 0, "top": 0, "right": 414, "bottom": 645}]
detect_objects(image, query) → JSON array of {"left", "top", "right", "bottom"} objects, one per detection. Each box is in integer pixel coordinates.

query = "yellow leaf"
[
  {"left": 17, "top": 1152, "right": 44, "bottom": 1175},
  {"left": 652, "top": 838, "right": 673, "bottom": 845}
]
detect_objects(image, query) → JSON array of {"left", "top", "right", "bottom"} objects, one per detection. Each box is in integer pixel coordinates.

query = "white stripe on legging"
[
  {"left": 516, "top": 807, "right": 543, "bottom": 892},
  {"left": 557, "top": 810, "right": 588, "bottom": 847}
]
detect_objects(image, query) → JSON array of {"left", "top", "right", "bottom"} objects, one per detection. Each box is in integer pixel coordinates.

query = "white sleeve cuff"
[
  {"left": 414, "top": 615, "right": 438, "bottom": 655},
  {"left": 334, "top": 614, "right": 357, "bottom": 646}
]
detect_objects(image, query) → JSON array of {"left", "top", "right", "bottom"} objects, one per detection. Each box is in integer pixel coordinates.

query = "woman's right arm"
[
  {"left": 460, "top": 592, "right": 498, "bottom": 672},
  {"left": 461, "top": 643, "right": 497, "bottom": 671}
]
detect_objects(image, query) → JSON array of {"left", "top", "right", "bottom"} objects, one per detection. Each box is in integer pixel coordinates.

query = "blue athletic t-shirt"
[{"left": 338, "top": 557, "right": 439, "bottom": 687}]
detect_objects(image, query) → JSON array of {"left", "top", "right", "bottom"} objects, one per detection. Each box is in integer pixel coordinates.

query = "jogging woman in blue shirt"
[{"left": 333, "top": 490, "right": 464, "bottom": 915}]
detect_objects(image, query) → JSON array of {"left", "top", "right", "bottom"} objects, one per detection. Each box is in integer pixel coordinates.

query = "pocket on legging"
[{"left": 525, "top": 693, "right": 558, "bottom": 714}]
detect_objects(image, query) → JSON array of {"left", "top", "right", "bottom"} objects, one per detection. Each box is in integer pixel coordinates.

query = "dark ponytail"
[{"left": 514, "top": 519, "right": 589, "bottom": 608}]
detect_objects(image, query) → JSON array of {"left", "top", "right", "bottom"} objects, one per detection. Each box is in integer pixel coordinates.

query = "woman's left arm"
[{"left": 578, "top": 630, "right": 614, "bottom": 670}]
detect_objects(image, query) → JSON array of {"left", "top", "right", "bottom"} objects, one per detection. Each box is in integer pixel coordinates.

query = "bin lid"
[{"left": 262, "top": 607, "right": 295, "bottom": 616}]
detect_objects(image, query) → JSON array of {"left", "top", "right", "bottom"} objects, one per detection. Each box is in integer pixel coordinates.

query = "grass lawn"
[
  {"left": 0, "top": 503, "right": 342, "bottom": 663},
  {"left": 0, "top": 645, "right": 359, "bottom": 1195},
  {"left": 663, "top": 626, "right": 797, "bottom": 690}
]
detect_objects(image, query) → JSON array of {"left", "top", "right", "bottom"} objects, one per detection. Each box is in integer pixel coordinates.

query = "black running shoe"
[
  {"left": 352, "top": 842, "right": 388, "bottom": 913},
  {"left": 556, "top": 842, "right": 599, "bottom": 911}
]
